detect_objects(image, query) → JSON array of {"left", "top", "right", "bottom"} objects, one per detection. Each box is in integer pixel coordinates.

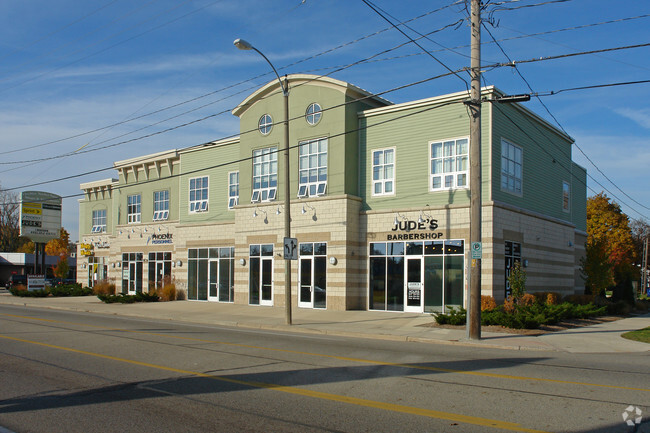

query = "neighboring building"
[
  {"left": 0, "top": 252, "right": 77, "bottom": 285},
  {"left": 77, "top": 75, "right": 586, "bottom": 312}
]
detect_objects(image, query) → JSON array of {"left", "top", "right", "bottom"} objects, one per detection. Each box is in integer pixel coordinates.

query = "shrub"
[
  {"left": 533, "top": 292, "right": 561, "bottom": 305},
  {"left": 92, "top": 280, "right": 116, "bottom": 296},
  {"left": 157, "top": 277, "right": 177, "bottom": 302},
  {"left": 481, "top": 295, "right": 497, "bottom": 311},
  {"left": 563, "top": 294, "right": 593, "bottom": 305},
  {"left": 518, "top": 293, "right": 537, "bottom": 306},
  {"left": 49, "top": 284, "right": 92, "bottom": 297},
  {"left": 434, "top": 307, "right": 466, "bottom": 325},
  {"left": 9, "top": 285, "right": 49, "bottom": 297},
  {"left": 97, "top": 292, "right": 159, "bottom": 304}
]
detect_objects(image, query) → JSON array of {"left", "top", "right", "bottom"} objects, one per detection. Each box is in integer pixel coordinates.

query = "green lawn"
[{"left": 621, "top": 327, "right": 650, "bottom": 344}]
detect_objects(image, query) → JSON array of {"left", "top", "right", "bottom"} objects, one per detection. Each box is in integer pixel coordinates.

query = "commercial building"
[{"left": 77, "top": 75, "right": 586, "bottom": 312}]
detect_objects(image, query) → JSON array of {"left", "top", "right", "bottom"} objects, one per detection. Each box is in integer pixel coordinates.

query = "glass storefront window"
[
  {"left": 368, "top": 239, "right": 465, "bottom": 313},
  {"left": 188, "top": 247, "right": 235, "bottom": 302}
]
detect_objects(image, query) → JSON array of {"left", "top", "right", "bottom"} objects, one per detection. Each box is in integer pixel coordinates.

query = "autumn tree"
[
  {"left": 45, "top": 228, "right": 71, "bottom": 279},
  {"left": 585, "top": 193, "right": 637, "bottom": 297},
  {"left": 0, "top": 184, "right": 20, "bottom": 252}
]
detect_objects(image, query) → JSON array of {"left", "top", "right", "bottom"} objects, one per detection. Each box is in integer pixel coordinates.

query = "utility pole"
[
  {"left": 640, "top": 236, "right": 648, "bottom": 295},
  {"left": 467, "top": 0, "right": 482, "bottom": 340}
]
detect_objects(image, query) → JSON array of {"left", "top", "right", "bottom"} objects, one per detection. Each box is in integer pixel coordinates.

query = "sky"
[{"left": 0, "top": 0, "right": 648, "bottom": 243}]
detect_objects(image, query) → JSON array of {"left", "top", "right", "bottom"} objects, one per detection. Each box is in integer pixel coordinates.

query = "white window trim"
[
  {"left": 305, "top": 103, "right": 322, "bottom": 126},
  {"left": 153, "top": 190, "right": 169, "bottom": 221},
  {"left": 429, "top": 136, "right": 469, "bottom": 192},
  {"left": 371, "top": 147, "right": 396, "bottom": 197},
  {"left": 297, "top": 137, "right": 327, "bottom": 198},
  {"left": 562, "top": 180, "right": 570, "bottom": 213},
  {"left": 127, "top": 194, "right": 141, "bottom": 224},
  {"left": 228, "top": 171, "right": 239, "bottom": 210},
  {"left": 501, "top": 138, "right": 523, "bottom": 196},
  {"left": 252, "top": 147, "right": 278, "bottom": 203},
  {"left": 259, "top": 114, "right": 273, "bottom": 135},
  {"left": 189, "top": 176, "right": 209, "bottom": 213},
  {"left": 91, "top": 209, "right": 107, "bottom": 233}
]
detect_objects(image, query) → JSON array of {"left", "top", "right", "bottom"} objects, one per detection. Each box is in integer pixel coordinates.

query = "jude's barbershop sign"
[{"left": 387, "top": 217, "right": 444, "bottom": 241}]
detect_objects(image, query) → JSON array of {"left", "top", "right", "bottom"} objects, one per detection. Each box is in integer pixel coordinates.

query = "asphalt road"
[{"left": 0, "top": 305, "right": 647, "bottom": 433}]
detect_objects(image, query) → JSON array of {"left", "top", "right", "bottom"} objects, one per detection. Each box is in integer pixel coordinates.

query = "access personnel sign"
[{"left": 20, "top": 191, "right": 62, "bottom": 243}]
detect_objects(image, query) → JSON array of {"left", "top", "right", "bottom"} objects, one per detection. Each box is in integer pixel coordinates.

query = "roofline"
[
  {"left": 114, "top": 149, "right": 179, "bottom": 168},
  {"left": 80, "top": 178, "right": 118, "bottom": 190},
  {"left": 360, "top": 85, "right": 573, "bottom": 143},
  {"left": 179, "top": 136, "right": 240, "bottom": 155},
  {"left": 232, "top": 74, "right": 392, "bottom": 117}
]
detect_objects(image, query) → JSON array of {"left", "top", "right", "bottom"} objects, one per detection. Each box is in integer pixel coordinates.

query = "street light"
[{"left": 234, "top": 38, "right": 293, "bottom": 325}]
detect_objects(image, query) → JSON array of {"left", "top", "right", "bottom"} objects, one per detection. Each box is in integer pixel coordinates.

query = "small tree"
[
  {"left": 581, "top": 240, "right": 614, "bottom": 298},
  {"left": 508, "top": 261, "right": 527, "bottom": 299}
]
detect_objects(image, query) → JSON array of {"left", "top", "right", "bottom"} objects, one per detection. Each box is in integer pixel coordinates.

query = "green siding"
[
  {"left": 115, "top": 164, "right": 178, "bottom": 226},
  {"left": 360, "top": 100, "right": 491, "bottom": 210},
  {"left": 491, "top": 102, "right": 577, "bottom": 224},
  {"left": 236, "top": 79, "right": 381, "bottom": 204},
  {"left": 79, "top": 196, "right": 113, "bottom": 236},
  {"left": 179, "top": 143, "right": 239, "bottom": 223}
]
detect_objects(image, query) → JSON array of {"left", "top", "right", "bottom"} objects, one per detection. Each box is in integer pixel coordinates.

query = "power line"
[
  {"left": 1, "top": 17, "right": 467, "bottom": 165},
  {"left": 1, "top": 67, "right": 473, "bottom": 194},
  {"left": 482, "top": 21, "right": 650, "bottom": 215},
  {"left": 2, "top": 97, "right": 466, "bottom": 205},
  {"left": 0, "top": 4, "right": 460, "bottom": 157},
  {"left": 361, "top": 0, "right": 470, "bottom": 90}
]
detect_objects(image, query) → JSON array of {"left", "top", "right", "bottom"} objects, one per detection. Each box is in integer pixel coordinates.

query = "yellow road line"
[
  {"left": 0, "top": 333, "right": 549, "bottom": 433},
  {"left": 3, "top": 313, "right": 649, "bottom": 393}
]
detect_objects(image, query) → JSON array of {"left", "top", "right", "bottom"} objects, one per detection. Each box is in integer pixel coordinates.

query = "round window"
[
  {"left": 306, "top": 103, "right": 322, "bottom": 126},
  {"left": 258, "top": 114, "right": 273, "bottom": 135}
]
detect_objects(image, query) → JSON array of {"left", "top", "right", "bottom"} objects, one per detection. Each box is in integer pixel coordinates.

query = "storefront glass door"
[
  {"left": 405, "top": 257, "right": 423, "bottom": 312},
  {"left": 121, "top": 253, "right": 143, "bottom": 294},
  {"left": 208, "top": 259, "right": 219, "bottom": 301},
  {"left": 298, "top": 243, "right": 327, "bottom": 309},
  {"left": 249, "top": 244, "right": 273, "bottom": 306}
]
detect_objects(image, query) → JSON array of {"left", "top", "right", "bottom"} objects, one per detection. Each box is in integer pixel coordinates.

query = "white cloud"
[{"left": 614, "top": 108, "right": 650, "bottom": 130}]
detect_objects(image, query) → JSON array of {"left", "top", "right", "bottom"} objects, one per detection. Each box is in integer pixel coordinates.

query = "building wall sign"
[
  {"left": 80, "top": 243, "right": 94, "bottom": 256},
  {"left": 147, "top": 233, "right": 173, "bottom": 245},
  {"left": 93, "top": 241, "right": 110, "bottom": 249},
  {"left": 387, "top": 218, "right": 443, "bottom": 241}
]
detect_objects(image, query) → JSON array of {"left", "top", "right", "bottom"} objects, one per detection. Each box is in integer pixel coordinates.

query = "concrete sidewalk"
[{"left": 0, "top": 291, "right": 648, "bottom": 353}]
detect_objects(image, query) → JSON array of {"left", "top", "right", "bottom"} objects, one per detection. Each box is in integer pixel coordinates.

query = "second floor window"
[
  {"left": 372, "top": 148, "right": 394, "bottom": 196},
  {"left": 91, "top": 209, "right": 106, "bottom": 233},
  {"left": 501, "top": 139, "right": 522, "bottom": 194},
  {"left": 252, "top": 147, "right": 277, "bottom": 202},
  {"left": 189, "top": 176, "right": 209, "bottom": 212},
  {"left": 228, "top": 171, "right": 239, "bottom": 209},
  {"left": 430, "top": 138, "right": 468, "bottom": 191},
  {"left": 127, "top": 194, "right": 141, "bottom": 224},
  {"left": 563, "top": 181, "right": 570, "bottom": 212},
  {"left": 297, "top": 137, "right": 327, "bottom": 198},
  {"left": 153, "top": 190, "right": 169, "bottom": 221}
]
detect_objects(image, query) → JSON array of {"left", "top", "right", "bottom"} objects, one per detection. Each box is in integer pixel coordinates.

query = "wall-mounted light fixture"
[
  {"left": 394, "top": 212, "right": 407, "bottom": 226},
  {"left": 329, "top": 256, "right": 337, "bottom": 265},
  {"left": 253, "top": 207, "right": 268, "bottom": 224},
  {"left": 239, "top": 258, "right": 246, "bottom": 266},
  {"left": 176, "top": 260, "right": 182, "bottom": 267},
  {"left": 418, "top": 204, "right": 432, "bottom": 224},
  {"left": 301, "top": 203, "right": 317, "bottom": 221}
]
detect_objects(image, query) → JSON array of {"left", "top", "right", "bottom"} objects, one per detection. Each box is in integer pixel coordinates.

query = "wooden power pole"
[{"left": 467, "top": 0, "right": 482, "bottom": 340}]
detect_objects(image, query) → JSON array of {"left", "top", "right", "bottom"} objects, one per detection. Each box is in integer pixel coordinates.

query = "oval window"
[
  {"left": 305, "top": 103, "right": 322, "bottom": 126},
  {"left": 259, "top": 114, "right": 273, "bottom": 135}
]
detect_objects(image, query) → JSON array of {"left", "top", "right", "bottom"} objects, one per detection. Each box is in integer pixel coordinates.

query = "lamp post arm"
[{"left": 250, "top": 47, "right": 288, "bottom": 96}]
